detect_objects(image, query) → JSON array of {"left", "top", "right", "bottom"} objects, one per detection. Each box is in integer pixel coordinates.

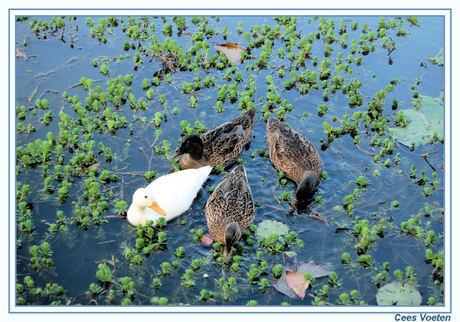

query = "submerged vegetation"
[{"left": 14, "top": 14, "right": 445, "bottom": 307}]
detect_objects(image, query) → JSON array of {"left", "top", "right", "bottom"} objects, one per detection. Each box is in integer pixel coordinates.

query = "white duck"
[{"left": 127, "top": 165, "right": 212, "bottom": 226}]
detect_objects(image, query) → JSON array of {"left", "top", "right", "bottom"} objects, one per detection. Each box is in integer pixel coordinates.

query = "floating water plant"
[
  {"left": 13, "top": 14, "right": 445, "bottom": 307},
  {"left": 96, "top": 263, "right": 112, "bottom": 283}
]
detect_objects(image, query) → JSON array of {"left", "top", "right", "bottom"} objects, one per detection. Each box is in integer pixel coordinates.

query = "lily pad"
[
  {"left": 390, "top": 94, "right": 444, "bottom": 147},
  {"left": 215, "top": 42, "right": 247, "bottom": 64},
  {"left": 272, "top": 261, "right": 331, "bottom": 299},
  {"left": 428, "top": 48, "right": 444, "bottom": 66},
  {"left": 376, "top": 282, "right": 422, "bottom": 305},
  {"left": 255, "top": 219, "right": 289, "bottom": 240}
]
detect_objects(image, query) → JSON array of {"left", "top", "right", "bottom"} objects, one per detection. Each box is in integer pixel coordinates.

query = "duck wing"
[
  {"left": 146, "top": 166, "right": 211, "bottom": 218},
  {"left": 267, "top": 118, "right": 322, "bottom": 184},
  {"left": 205, "top": 164, "right": 255, "bottom": 243},
  {"left": 200, "top": 110, "right": 257, "bottom": 167}
]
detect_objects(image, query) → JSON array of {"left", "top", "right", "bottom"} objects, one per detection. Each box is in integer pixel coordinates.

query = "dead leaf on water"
[
  {"left": 215, "top": 42, "right": 247, "bottom": 64},
  {"left": 16, "top": 48, "right": 27, "bottom": 60},
  {"left": 294, "top": 261, "right": 331, "bottom": 278},
  {"left": 84, "top": 163, "right": 101, "bottom": 172},
  {"left": 201, "top": 233, "right": 214, "bottom": 247},
  {"left": 286, "top": 271, "right": 310, "bottom": 300},
  {"left": 272, "top": 261, "right": 331, "bottom": 299}
]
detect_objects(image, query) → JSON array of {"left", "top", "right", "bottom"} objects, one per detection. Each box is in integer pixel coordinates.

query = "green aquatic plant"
[
  {"left": 160, "top": 262, "right": 172, "bottom": 276},
  {"left": 272, "top": 264, "right": 283, "bottom": 279},
  {"left": 341, "top": 252, "right": 351, "bottom": 265},
  {"left": 328, "top": 271, "right": 341, "bottom": 287},
  {"left": 96, "top": 263, "right": 112, "bottom": 283},
  {"left": 191, "top": 258, "right": 201, "bottom": 271}
]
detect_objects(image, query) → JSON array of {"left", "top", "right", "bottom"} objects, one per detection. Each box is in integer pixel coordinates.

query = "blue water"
[{"left": 14, "top": 15, "right": 445, "bottom": 306}]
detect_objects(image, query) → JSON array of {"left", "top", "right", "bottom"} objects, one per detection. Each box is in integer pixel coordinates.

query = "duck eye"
[{"left": 144, "top": 195, "right": 147, "bottom": 199}]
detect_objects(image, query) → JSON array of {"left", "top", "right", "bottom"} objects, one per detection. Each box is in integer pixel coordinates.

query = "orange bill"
[{"left": 148, "top": 201, "right": 167, "bottom": 216}]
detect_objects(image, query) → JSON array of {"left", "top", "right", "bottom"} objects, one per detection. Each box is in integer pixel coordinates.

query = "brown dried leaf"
[
  {"left": 215, "top": 42, "right": 247, "bottom": 64},
  {"left": 286, "top": 271, "right": 309, "bottom": 300},
  {"left": 201, "top": 233, "right": 214, "bottom": 247},
  {"left": 16, "top": 48, "right": 27, "bottom": 60}
]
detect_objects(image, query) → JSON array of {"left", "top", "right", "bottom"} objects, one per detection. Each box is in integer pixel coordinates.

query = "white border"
[{"left": 7, "top": 7, "right": 452, "bottom": 316}]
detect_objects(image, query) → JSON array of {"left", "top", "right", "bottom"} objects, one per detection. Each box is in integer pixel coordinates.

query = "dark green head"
[
  {"left": 295, "top": 171, "right": 317, "bottom": 203},
  {"left": 168, "top": 135, "right": 204, "bottom": 160},
  {"left": 223, "top": 222, "right": 242, "bottom": 263}
]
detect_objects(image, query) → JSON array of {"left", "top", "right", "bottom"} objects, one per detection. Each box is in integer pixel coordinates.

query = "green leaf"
[
  {"left": 428, "top": 48, "right": 444, "bottom": 66},
  {"left": 96, "top": 263, "right": 112, "bottom": 283},
  {"left": 284, "top": 251, "right": 297, "bottom": 258},
  {"left": 376, "top": 282, "right": 422, "bottom": 305},
  {"left": 390, "top": 94, "right": 444, "bottom": 147}
]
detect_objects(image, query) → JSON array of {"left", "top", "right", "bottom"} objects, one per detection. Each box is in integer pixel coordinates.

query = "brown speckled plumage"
[
  {"left": 266, "top": 117, "right": 322, "bottom": 186},
  {"left": 180, "top": 109, "right": 256, "bottom": 169},
  {"left": 204, "top": 164, "right": 255, "bottom": 245}
]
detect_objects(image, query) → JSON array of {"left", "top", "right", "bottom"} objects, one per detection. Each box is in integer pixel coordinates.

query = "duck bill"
[
  {"left": 148, "top": 201, "right": 167, "bottom": 216},
  {"left": 166, "top": 148, "right": 181, "bottom": 160},
  {"left": 223, "top": 247, "right": 233, "bottom": 264}
]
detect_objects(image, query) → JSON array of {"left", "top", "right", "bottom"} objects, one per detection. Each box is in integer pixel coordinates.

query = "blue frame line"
[{"left": 8, "top": 8, "right": 452, "bottom": 315}]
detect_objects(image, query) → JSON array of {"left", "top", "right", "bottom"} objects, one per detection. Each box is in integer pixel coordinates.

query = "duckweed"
[{"left": 14, "top": 14, "right": 445, "bottom": 307}]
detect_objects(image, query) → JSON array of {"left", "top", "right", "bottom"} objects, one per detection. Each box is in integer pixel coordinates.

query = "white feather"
[{"left": 127, "top": 166, "right": 211, "bottom": 226}]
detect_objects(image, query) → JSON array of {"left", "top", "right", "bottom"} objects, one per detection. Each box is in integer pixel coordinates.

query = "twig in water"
[
  {"left": 158, "top": 54, "right": 176, "bottom": 73},
  {"left": 354, "top": 201, "right": 386, "bottom": 210},
  {"left": 39, "top": 89, "right": 60, "bottom": 99},
  {"left": 121, "top": 176, "right": 125, "bottom": 201},
  {"left": 272, "top": 182, "right": 281, "bottom": 204},
  {"left": 422, "top": 155, "right": 436, "bottom": 172},
  {"left": 28, "top": 86, "right": 39, "bottom": 104},
  {"left": 421, "top": 150, "right": 439, "bottom": 159},
  {"left": 308, "top": 207, "right": 329, "bottom": 226},
  {"left": 125, "top": 177, "right": 144, "bottom": 186},
  {"left": 60, "top": 26, "right": 65, "bottom": 42},
  {"left": 65, "top": 83, "right": 81, "bottom": 91},
  {"left": 261, "top": 202, "right": 284, "bottom": 212},
  {"left": 308, "top": 294, "right": 333, "bottom": 305},
  {"left": 139, "top": 147, "right": 150, "bottom": 166},
  {"left": 103, "top": 215, "right": 125, "bottom": 220},
  {"left": 112, "top": 165, "right": 129, "bottom": 173},
  {"left": 97, "top": 240, "right": 115, "bottom": 245},
  {"left": 355, "top": 143, "right": 374, "bottom": 156}
]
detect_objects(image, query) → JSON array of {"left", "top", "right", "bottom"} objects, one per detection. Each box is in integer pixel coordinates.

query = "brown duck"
[
  {"left": 204, "top": 164, "right": 255, "bottom": 262},
  {"left": 168, "top": 109, "right": 256, "bottom": 170},
  {"left": 266, "top": 117, "right": 323, "bottom": 203}
]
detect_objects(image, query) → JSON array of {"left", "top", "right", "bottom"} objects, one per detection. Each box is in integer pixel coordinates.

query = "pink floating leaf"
[
  {"left": 273, "top": 261, "right": 330, "bottom": 299},
  {"left": 200, "top": 233, "right": 214, "bottom": 247},
  {"left": 286, "top": 271, "right": 310, "bottom": 300},
  {"left": 214, "top": 42, "right": 247, "bottom": 64}
]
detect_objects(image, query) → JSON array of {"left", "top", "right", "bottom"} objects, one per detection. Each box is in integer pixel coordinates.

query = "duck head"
[
  {"left": 168, "top": 135, "right": 204, "bottom": 161},
  {"left": 295, "top": 171, "right": 317, "bottom": 204},
  {"left": 223, "top": 222, "right": 242, "bottom": 263},
  {"left": 131, "top": 188, "right": 167, "bottom": 216}
]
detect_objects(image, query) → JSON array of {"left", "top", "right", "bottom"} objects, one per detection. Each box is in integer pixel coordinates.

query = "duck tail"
[{"left": 198, "top": 165, "right": 212, "bottom": 181}]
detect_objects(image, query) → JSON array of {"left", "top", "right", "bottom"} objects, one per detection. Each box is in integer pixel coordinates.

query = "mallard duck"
[
  {"left": 127, "top": 166, "right": 212, "bottom": 226},
  {"left": 266, "top": 117, "right": 323, "bottom": 203},
  {"left": 204, "top": 164, "right": 255, "bottom": 262},
  {"left": 168, "top": 109, "right": 256, "bottom": 170}
]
